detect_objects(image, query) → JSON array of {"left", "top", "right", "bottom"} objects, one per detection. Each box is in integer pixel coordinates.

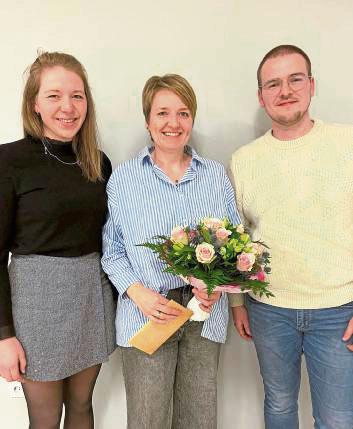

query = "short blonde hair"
[
  {"left": 142, "top": 74, "right": 197, "bottom": 123},
  {"left": 22, "top": 51, "right": 103, "bottom": 182},
  {"left": 257, "top": 44, "right": 312, "bottom": 88}
]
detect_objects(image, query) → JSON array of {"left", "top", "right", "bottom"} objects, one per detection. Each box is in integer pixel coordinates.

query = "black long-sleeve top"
[{"left": 0, "top": 136, "right": 112, "bottom": 340}]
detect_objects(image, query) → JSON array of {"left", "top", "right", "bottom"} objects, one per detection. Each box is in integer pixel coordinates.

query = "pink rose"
[
  {"left": 171, "top": 226, "right": 188, "bottom": 245},
  {"left": 250, "top": 271, "right": 266, "bottom": 281},
  {"left": 236, "top": 252, "right": 256, "bottom": 271},
  {"left": 196, "top": 243, "right": 215, "bottom": 264},
  {"left": 215, "top": 228, "right": 232, "bottom": 242}
]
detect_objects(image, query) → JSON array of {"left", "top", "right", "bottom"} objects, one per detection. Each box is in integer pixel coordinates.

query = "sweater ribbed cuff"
[{"left": 0, "top": 324, "right": 16, "bottom": 341}]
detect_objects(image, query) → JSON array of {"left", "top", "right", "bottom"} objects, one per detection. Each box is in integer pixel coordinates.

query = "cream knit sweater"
[{"left": 229, "top": 120, "right": 353, "bottom": 308}]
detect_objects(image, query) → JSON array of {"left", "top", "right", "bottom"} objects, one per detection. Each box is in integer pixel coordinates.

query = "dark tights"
[{"left": 22, "top": 364, "right": 101, "bottom": 429}]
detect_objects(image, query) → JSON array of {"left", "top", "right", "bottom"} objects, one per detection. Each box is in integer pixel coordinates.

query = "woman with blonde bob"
[
  {"left": 0, "top": 51, "right": 116, "bottom": 428},
  {"left": 102, "top": 74, "right": 241, "bottom": 428}
]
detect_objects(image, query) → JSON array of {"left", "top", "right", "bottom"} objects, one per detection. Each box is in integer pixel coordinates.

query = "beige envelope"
[{"left": 129, "top": 300, "right": 193, "bottom": 355}]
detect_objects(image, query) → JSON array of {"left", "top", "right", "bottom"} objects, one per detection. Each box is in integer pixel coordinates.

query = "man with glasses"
[{"left": 229, "top": 45, "right": 353, "bottom": 429}]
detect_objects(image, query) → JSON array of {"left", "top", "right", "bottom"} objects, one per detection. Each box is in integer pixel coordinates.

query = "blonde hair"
[
  {"left": 142, "top": 74, "right": 197, "bottom": 123},
  {"left": 22, "top": 51, "right": 102, "bottom": 182}
]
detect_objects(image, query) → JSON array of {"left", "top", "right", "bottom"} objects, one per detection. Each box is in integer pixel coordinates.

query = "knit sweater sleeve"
[
  {"left": 0, "top": 146, "right": 16, "bottom": 339},
  {"left": 229, "top": 150, "right": 252, "bottom": 229}
]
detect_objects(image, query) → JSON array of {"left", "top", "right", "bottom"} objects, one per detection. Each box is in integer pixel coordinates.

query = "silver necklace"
[{"left": 42, "top": 138, "right": 80, "bottom": 166}]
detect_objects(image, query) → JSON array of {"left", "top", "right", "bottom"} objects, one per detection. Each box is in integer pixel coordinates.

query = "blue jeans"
[{"left": 247, "top": 296, "right": 353, "bottom": 429}]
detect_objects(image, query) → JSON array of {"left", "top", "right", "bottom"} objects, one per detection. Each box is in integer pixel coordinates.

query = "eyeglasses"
[{"left": 259, "top": 73, "right": 312, "bottom": 95}]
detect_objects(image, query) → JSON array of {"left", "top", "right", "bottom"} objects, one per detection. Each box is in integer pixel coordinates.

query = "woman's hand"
[
  {"left": 0, "top": 337, "right": 26, "bottom": 382},
  {"left": 127, "top": 283, "right": 181, "bottom": 324},
  {"left": 192, "top": 288, "right": 221, "bottom": 313}
]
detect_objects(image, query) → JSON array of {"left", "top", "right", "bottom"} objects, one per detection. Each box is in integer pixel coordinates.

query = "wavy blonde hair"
[{"left": 22, "top": 51, "right": 102, "bottom": 182}]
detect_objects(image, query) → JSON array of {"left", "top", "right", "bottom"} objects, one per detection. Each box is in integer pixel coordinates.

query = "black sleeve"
[
  {"left": 0, "top": 148, "right": 16, "bottom": 339},
  {"left": 101, "top": 152, "right": 112, "bottom": 182}
]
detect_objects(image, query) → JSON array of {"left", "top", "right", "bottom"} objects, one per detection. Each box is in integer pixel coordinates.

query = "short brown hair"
[
  {"left": 22, "top": 51, "right": 103, "bottom": 182},
  {"left": 142, "top": 74, "right": 197, "bottom": 123},
  {"left": 257, "top": 44, "right": 312, "bottom": 88}
]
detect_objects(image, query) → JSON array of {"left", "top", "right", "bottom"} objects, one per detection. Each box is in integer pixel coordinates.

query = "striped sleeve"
[
  {"left": 224, "top": 171, "right": 242, "bottom": 226},
  {"left": 101, "top": 174, "right": 141, "bottom": 297}
]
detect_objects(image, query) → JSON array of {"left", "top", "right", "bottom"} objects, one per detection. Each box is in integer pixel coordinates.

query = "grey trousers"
[{"left": 120, "top": 286, "right": 221, "bottom": 429}]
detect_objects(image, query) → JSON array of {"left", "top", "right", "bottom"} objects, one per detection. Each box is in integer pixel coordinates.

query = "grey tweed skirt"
[{"left": 9, "top": 253, "right": 116, "bottom": 381}]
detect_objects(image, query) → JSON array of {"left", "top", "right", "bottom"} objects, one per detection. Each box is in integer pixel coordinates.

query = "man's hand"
[
  {"left": 231, "top": 305, "right": 252, "bottom": 341},
  {"left": 342, "top": 316, "right": 353, "bottom": 352}
]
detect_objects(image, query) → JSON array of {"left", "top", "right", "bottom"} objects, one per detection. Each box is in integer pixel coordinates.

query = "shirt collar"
[{"left": 138, "top": 145, "right": 206, "bottom": 167}]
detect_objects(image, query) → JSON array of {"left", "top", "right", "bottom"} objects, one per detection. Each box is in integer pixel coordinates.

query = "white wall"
[{"left": 1, "top": 1, "right": 352, "bottom": 427}]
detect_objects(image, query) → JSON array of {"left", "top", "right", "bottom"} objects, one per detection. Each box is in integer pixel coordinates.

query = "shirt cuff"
[{"left": 228, "top": 293, "right": 245, "bottom": 307}]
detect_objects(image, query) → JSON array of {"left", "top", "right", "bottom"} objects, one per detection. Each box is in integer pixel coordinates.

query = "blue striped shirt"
[{"left": 102, "top": 146, "right": 241, "bottom": 346}]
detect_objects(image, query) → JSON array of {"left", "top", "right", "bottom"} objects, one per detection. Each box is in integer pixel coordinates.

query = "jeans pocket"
[{"left": 246, "top": 294, "right": 259, "bottom": 305}]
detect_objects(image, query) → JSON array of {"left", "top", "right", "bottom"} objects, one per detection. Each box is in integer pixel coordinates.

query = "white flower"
[
  {"left": 251, "top": 242, "right": 265, "bottom": 256},
  {"left": 236, "top": 224, "right": 245, "bottom": 233},
  {"left": 203, "top": 218, "right": 225, "bottom": 230}
]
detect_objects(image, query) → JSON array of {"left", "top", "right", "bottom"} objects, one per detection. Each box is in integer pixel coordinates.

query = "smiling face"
[
  {"left": 34, "top": 66, "right": 87, "bottom": 141},
  {"left": 258, "top": 53, "right": 314, "bottom": 130},
  {"left": 146, "top": 89, "right": 193, "bottom": 152}
]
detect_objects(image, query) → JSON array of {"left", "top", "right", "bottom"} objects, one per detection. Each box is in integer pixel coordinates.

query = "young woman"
[
  {"left": 102, "top": 74, "right": 241, "bottom": 429},
  {"left": 0, "top": 51, "right": 116, "bottom": 429}
]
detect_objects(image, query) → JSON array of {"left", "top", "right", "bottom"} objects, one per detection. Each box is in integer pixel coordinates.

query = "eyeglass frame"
[{"left": 258, "top": 73, "right": 313, "bottom": 94}]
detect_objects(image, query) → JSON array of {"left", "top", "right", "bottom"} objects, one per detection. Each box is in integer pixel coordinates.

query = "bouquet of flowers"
[{"left": 140, "top": 217, "right": 273, "bottom": 321}]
